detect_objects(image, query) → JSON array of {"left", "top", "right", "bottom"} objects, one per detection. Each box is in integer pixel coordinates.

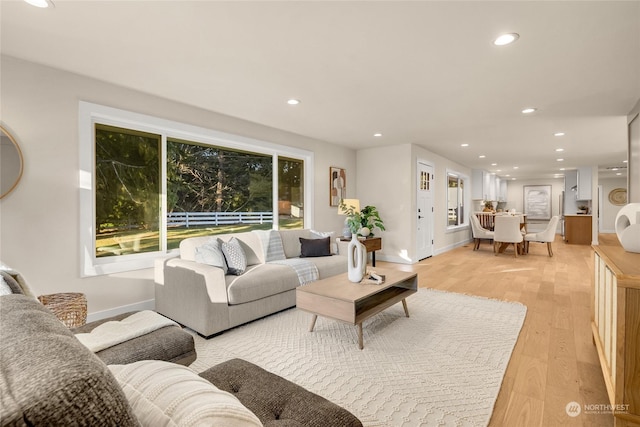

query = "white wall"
[
  {"left": 599, "top": 177, "right": 627, "bottom": 233},
  {"left": 355, "top": 143, "right": 472, "bottom": 264},
  {"left": 0, "top": 56, "right": 355, "bottom": 318},
  {"left": 505, "top": 178, "right": 565, "bottom": 233}
]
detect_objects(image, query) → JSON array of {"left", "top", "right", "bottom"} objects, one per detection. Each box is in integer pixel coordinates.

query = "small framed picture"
[{"left": 330, "top": 167, "right": 346, "bottom": 206}]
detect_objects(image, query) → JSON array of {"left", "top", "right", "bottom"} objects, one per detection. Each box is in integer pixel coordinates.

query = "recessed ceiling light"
[
  {"left": 287, "top": 99, "right": 300, "bottom": 105},
  {"left": 491, "top": 163, "right": 497, "bottom": 166},
  {"left": 505, "top": 174, "right": 511, "bottom": 177},
  {"left": 623, "top": 160, "right": 628, "bottom": 163},
  {"left": 496, "top": 169, "right": 502, "bottom": 172},
  {"left": 479, "top": 155, "right": 486, "bottom": 158},
  {"left": 373, "top": 133, "right": 382, "bottom": 137},
  {"left": 521, "top": 108, "right": 537, "bottom": 114},
  {"left": 554, "top": 132, "right": 565, "bottom": 137},
  {"left": 556, "top": 148, "right": 564, "bottom": 152},
  {"left": 494, "top": 33, "right": 520, "bottom": 46},
  {"left": 557, "top": 158, "right": 564, "bottom": 162},
  {"left": 511, "top": 178, "right": 516, "bottom": 181},
  {"left": 560, "top": 168, "right": 566, "bottom": 171},
  {"left": 616, "top": 173, "right": 622, "bottom": 176},
  {"left": 461, "top": 143, "right": 469, "bottom": 147},
  {"left": 24, "top": 0, "right": 53, "bottom": 7},
  {"left": 513, "top": 166, "right": 519, "bottom": 169},
  {"left": 612, "top": 167, "right": 619, "bottom": 171}
]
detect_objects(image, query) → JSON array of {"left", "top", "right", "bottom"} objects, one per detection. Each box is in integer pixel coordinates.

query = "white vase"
[
  {"left": 615, "top": 203, "right": 640, "bottom": 253},
  {"left": 347, "top": 234, "right": 367, "bottom": 283},
  {"left": 359, "top": 227, "right": 370, "bottom": 237}
]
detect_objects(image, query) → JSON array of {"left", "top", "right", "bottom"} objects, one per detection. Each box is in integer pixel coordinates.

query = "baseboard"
[
  {"left": 86, "top": 298, "right": 155, "bottom": 323},
  {"left": 434, "top": 239, "right": 472, "bottom": 256},
  {"left": 376, "top": 254, "right": 413, "bottom": 264}
]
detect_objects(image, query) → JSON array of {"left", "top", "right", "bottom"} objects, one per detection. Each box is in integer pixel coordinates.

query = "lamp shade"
[{"left": 338, "top": 199, "right": 360, "bottom": 215}]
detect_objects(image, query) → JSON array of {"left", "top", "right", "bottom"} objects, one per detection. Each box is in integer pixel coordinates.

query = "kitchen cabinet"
[
  {"left": 565, "top": 214, "right": 592, "bottom": 244},
  {"left": 577, "top": 166, "right": 592, "bottom": 200}
]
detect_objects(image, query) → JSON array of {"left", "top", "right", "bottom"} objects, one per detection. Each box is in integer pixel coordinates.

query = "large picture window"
[{"left": 80, "top": 102, "right": 312, "bottom": 276}]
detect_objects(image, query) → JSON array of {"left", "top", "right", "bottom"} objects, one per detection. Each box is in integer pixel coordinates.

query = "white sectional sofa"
[{"left": 155, "top": 229, "right": 348, "bottom": 337}]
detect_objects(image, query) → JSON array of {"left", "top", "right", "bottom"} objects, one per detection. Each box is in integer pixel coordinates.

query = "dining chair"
[
  {"left": 470, "top": 214, "right": 494, "bottom": 251},
  {"left": 524, "top": 215, "right": 560, "bottom": 256},
  {"left": 493, "top": 215, "right": 524, "bottom": 257}
]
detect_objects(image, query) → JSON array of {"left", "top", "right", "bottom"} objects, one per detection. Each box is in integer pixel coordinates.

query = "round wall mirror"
[{"left": 1, "top": 125, "right": 24, "bottom": 199}]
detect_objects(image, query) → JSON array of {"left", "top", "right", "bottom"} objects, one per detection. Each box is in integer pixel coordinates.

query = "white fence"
[{"left": 167, "top": 211, "right": 273, "bottom": 228}]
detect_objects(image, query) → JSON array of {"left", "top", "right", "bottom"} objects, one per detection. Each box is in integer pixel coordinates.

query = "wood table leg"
[
  {"left": 357, "top": 323, "right": 363, "bottom": 350},
  {"left": 309, "top": 314, "right": 318, "bottom": 332},
  {"left": 402, "top": 299, "right": 410, "bottom": 317}
]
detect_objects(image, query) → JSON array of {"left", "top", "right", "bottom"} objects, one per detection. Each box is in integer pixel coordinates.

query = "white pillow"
[
  {"left": 109, "top": 360, "right": 262, "bottom": 427},
  {"left": 194, "top": 238, "right": 228, "bottom": 274},
  {"left": 310, "top": 230, "right": 338, "bottom": 255}
]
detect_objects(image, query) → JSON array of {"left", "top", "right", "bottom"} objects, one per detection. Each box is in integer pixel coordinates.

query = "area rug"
[{"left": 189, "top": 288, "right": 527, "bottom": 427}]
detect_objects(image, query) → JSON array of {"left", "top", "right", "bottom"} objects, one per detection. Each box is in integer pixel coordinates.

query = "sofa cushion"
[
  {"left": 195, "top": 238, "right": 228, "bottom": 274},
  {"left": 278, "top": 229, "right": 313, "bottom": 258},
  {"left": 200, "top": 358, "right": 363, "bottom": 427},
  {"left": 222, "top": 237, "right": 248, "bottom": 275},
  {"left": 253, "top": 230, "right": 286, "bottom": 262},
  {"left": 0, "top": 295, "right": 138, "bottom": 426},
  {"left": 307, "top": 254, "right": 348, "bottom": 279},
  {"left": 299, "top": 236, "right": 331, "bottom": 257},
  {"left": 73, "top": 311, "right": 197, "bottom": 366},
  {"left": 180, "top": 232, "right": 264, "bottom": 265},
  {"left": 226, "top": 264, "right": 299, "bottom": 305},
  {"left": 109, "top": 360, "right": 262, "bottom": 427}
]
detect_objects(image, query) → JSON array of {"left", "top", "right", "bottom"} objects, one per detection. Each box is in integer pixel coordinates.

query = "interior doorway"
[{"left": 417, "top": 161, "right": 434, "bottom": 260}]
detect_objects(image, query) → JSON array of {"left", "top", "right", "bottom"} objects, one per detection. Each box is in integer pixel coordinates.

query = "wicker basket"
[{"left": 37, "top": 292, "right": 87, "bottom": 328}]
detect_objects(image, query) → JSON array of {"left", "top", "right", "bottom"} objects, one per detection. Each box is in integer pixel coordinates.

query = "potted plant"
[
  {"left": 358, "top": 205, "right": 385, "bottom": 237},
  {"left": 339, "top": 201, "right": 386, "bottom": 237}
]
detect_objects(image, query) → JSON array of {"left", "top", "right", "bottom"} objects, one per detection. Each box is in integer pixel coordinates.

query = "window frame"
[
  {"left": 445, "top": 169, "right": 469, "bottom": 231},
  {"left": 79, "top": 102, "right": 313, "bottom": 277}
]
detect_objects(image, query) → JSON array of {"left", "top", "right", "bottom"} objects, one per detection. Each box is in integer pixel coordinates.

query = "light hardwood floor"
[{"left": 376, "top": 234, "right": 614, "bottom": 427}]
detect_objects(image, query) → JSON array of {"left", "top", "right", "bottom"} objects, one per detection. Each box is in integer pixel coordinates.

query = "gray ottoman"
[
  {"left": 200, "top": 358, "right": 363, "bottom": 427},
  {"left": 73, "top": 311, "right": 196, "bottom": 366}
]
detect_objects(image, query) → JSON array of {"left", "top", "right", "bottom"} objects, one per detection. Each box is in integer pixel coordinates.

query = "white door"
[{"left": 417, "top": 161, "right": 434, "bottom": 260}]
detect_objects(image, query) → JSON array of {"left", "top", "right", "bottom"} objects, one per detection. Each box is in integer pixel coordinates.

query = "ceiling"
[{"left": 2, "top": 1, "right": 639, "bottom": 180}]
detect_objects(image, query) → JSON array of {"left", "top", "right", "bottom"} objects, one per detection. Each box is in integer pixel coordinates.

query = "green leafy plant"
[
  {"left": 359, "top": 205, "right": 385, "bottom": 236},
  {"left": 339, "top": 201, "right": 386, "bottom": 236}
]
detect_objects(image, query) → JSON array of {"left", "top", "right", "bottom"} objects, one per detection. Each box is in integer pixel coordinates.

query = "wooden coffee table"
[{"left": 296, "top": 268, "right": 418, "bottom": 349}]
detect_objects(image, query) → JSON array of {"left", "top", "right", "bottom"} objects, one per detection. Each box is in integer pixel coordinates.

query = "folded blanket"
[
  {"left": 269, "top": 258, "right": 319, "bottom": 285},
  {"left": 75, "top": 310, "right": 178, "bottom": 353}
]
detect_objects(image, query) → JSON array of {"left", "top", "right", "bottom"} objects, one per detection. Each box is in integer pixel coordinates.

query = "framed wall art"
[
  {"left": 330, "top": 167, "right": 346, "bottom": 206},
  {"left": 523, "top": 185, "right": 552, "bottom": 220}
]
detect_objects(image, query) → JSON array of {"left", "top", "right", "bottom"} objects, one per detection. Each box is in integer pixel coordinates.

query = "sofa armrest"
[
  {"left": 154, "top": 253, "right": 179, "bottom": 285},
  {"left": 163, "top": 258, "right": 228, "bottom": 303}
]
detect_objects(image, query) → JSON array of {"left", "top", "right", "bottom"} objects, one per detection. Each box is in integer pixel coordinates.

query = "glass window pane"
[
  {"left": 278, "top": 157, "right": 304, "bottom": 229},
  {"left": 95, "top": 124, "right": 160, "bottom": 257},
  {"left": 448, "top": 175, "right": 458, "bottom": 226},
  {"left": 166, "top": 139, "right": 273, "bottom": 248}
]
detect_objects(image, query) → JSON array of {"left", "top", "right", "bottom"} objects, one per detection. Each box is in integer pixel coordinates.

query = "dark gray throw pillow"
[{"left": 299, "top": 237, "right": 331, "bottom": 257}]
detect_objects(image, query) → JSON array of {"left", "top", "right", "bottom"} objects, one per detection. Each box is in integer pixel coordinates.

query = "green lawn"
[{"left": 96, "top": 219, "right": 304, "bottom": 257}]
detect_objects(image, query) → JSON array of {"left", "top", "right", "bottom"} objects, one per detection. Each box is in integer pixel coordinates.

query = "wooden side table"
[{"left": 341, "top": 237, "right": 382, "bottom": 266}]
